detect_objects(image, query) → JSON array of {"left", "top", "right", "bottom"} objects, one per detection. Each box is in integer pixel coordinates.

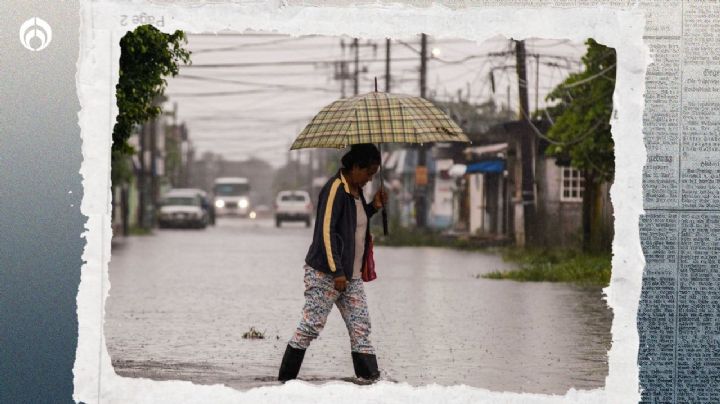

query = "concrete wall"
[{"left": 535, "top": 157, "right": 584, "bottom": 249}]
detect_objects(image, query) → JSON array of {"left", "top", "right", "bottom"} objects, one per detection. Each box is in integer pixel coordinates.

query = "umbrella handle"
[{"left": 379, "top": 142, "right": 388, "bottom": 236}]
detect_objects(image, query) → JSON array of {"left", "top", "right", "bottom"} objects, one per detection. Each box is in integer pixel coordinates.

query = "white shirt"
[{"left": 352, "top": 197, "right": 367, "bottom": 279}]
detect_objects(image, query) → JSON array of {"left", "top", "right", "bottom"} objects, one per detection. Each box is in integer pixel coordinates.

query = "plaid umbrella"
[{"left": 290, "top": 91, "right": 470, "bottom": 150}]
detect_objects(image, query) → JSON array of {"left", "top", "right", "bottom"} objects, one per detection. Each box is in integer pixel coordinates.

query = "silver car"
[
  {"left": 158, "top": 189, "right": 209, "bottom": 229},
  {"left": 275, "top": 190, "right": 313, "bottom": 227}
]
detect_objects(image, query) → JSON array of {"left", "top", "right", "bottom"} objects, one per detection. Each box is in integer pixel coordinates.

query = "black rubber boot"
[
  {"left": 278, "top": 345, "right": 306, "bottom": 382},
  {"left": 351, "top": 352, "right": 380, "bottom": 380}
]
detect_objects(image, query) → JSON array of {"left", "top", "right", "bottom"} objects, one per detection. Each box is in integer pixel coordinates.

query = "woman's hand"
[
  {"left": 372, "top": 187, "right": 388, "bottom": 209},
  {"left": 334, "top": 275, "right": 348, "bottom": 292}
]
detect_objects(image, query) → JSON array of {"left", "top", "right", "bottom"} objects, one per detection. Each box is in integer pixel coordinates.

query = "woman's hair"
[{"left": 341, "top": 143, "right": 381, "bottom": 169}]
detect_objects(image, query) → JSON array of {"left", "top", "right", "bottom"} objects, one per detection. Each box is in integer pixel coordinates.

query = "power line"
[
  {"left": 181, "top": 57, "right": 417, "bottom": 69},
  {"left": 555, "top": 63, "right": 616, "bottom": 89},
  {"left": 182, "top": 114, "right": 312, "bottom": 123},
  {"left": 520, "top": 106, "right": 603, "bottom": 147},
  {"left": 396, "top": 40, "right": 511, "bottom": 65},
  {"left": 188, "top": 121, "right": 308, "bottom": 129},
  {"left": 188, "top": 32, "right": 319, "bottom": 38},
  {"left": 191, "top": 36, "right": 314, "bottom": 53},
  {"left": 525, "top": 39, "right": 582, "bottom": 49},
  {"left": 175, "top": 70, "right": 326, "bottom": 77},
  {"left": 191, "top": 134, "right": 299, "bottom": 142},
  {"left": 167, "top": 86, "right": 336, "bottom": 97},
  {"left": 174, "top": 89, "right": 318, "bottom": 115},
  {"left": 167, "top": 89, "right": 270, "bottom": 97},
  {"left": 238, "top": 89, "right": 326, "bottom": 110},
  {"left": 181, "top": 52, "right": 571, "bottom": 69},
  {"left": 175, "top": 74, "right": 336, "bottom": 92}
]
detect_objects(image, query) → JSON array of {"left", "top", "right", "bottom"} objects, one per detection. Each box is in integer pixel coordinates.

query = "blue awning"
[{"left": 466, "top": 159, "right": 505, "bottom": 174}]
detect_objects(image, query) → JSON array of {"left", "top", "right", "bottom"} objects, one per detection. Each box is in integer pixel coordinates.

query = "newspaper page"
[
  {"left": 70, "top": 0, "right": 718, "bottom": 403},
  {"left": 639, "top": 1, "right": 720, "bottom": 403}
]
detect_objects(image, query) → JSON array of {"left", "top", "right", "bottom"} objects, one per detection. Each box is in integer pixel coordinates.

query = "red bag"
[{"left": 362, "top": 234, "right": 377, "bottom": 282}]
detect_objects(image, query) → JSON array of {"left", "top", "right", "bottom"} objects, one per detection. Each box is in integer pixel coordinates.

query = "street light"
[{"left": 431, "top": 47, "right": 441, "bottom": 58}]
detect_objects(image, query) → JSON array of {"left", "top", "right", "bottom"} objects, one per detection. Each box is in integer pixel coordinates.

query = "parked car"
[
  {"left": 158, "top": 189, "right": 209, "bottom": 229},
  {"left": 275, "top": 190, "right": 313, "bottom": 227},
  {"left": 168, "top": 188, "right": 215, "bottom": 225}
]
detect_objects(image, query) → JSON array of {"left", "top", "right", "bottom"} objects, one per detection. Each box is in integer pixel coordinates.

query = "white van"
[{"left": 213, "top": 177, "right": 251, "bottom": 217}]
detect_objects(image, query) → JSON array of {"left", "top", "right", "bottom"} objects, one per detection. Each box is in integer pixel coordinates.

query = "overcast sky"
[{"left": 163, "top": 32, "right": 586, "bottom": 168}]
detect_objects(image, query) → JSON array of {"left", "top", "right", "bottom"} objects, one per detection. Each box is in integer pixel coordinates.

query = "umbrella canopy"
[{"left": 290, "top": 91, "right": 470, "bottom": 150}]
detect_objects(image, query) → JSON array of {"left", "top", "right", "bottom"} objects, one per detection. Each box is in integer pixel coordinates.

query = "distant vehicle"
[
  {"left": 158, "top": 189, "right": 209, "bottom": 229},
  {"left": 275, "top": 190, "right": 313, "bottom": 228},
  {"left": 169, "top": 188, "right": 214, "bottom": 225},
  {"left": 213, "top": 177, "right": 251, "bottom": 217}
]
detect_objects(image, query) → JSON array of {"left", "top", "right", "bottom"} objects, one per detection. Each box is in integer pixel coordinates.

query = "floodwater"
[{"left": 105, "top": 218, "right": 612, "bottom": 394}]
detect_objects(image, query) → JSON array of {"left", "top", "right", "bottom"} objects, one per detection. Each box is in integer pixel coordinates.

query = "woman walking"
[{"left": 278, "top": 143, "right": 388, "bottom": 382}]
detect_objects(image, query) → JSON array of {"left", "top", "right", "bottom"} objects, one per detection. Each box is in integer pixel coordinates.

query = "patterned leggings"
[{"left": 288, "top": 265, "right": 374, "bottom": 354}]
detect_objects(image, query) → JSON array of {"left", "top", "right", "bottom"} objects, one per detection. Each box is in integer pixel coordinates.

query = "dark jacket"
[{"left": 305, "top": 170, "right": 378, "bottom": 280}]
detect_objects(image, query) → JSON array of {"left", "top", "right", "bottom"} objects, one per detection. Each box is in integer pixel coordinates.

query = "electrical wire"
[
  {"left": 167, "top": 88, "right": 336, "bottom": 97},
  {"left": 177, "top": 70, "right": 326, "bottom": 77},
  {"left": 182, "top": 114, "right": 312, "bottom": 123},
  {"left": 522, "top": 107, "right": 604, "bottom": 147},
  {"left": 555, "top": 63, "right": 616, "bottom": 90},
  {"left": 167, "top": 89, "right": 274, "bottom": 97},
  {"left": 181, "top": 56, "right": 421, "bottom": 69},
  {"left": 189, "top": 32, "right": 316, "bottom": 38},
  {"left": 191, "top": 36, "right": 316, "bottom": 53},
  {"left": 175, "top": 74, "right": 336, "bottom": 92}
]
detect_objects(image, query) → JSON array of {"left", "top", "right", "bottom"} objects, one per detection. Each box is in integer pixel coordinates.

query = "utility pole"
[
  {"left": 149, "top": 116, "right": 158, "bottom": 227},
  {"left": 385, "top": 38, "right": 391, "bottom": 92},
  {"left": 137, "top": 123, "right": 147, "bottom": 228},
  {"left": 534, "top": 54, "right": 540, "bottom": 115},
  {"left": 416, "top": 33, "right": 428, "bottom": 229},
  {"left": 515, "top": 39, "right": 536, "bottom": 246},
  {"left": 506, "top": 84, "right": 511, "bottom": 113},
  {"left": 341, "top": 62, "right": 348, "bottom": 98},
  {"left": 336, "top": 39, "right": 375, "bottom": 97},
  {"left": 353, "top": 37, "right": 360, "bottom": 96},
  {"left": 339, "top": 39, "right": 347, "bottom": 98},
  {"left": 420, "top": 34, "right": 427, "bottom": 98},
  {"left": 185, "top": 142, "right": 194, "bottom": 188}
]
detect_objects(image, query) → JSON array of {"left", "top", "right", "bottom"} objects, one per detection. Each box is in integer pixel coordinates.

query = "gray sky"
[{"left": 164, "top": 32, "right": 586, "bottom": 167}]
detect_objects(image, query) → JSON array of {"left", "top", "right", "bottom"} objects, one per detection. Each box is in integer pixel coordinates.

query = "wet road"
[{"left": 105, "top": 217, "right": 612, "bottom": 394}]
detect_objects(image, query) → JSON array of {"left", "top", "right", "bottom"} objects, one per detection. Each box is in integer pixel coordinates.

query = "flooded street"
[{"left": 105, "top": 218, "right": 612, "bottom": 394}]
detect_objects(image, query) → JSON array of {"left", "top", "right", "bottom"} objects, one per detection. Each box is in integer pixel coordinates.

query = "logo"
[{"left": 19, "top": 17, "right": 52, "bottom": 52}]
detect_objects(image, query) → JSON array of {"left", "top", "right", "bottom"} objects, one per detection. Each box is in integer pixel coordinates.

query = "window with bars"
[{"left": 560, "top": 167, "right": 585, "bottom": 202}]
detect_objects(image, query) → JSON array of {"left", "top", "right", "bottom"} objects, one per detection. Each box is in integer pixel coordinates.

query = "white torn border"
[{"left": 74, "top": 2, "right": 649, "bottom": 403}]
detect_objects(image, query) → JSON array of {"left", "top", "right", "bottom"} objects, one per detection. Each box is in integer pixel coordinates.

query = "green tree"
[
  {"left": 112, "top": 25, "right": 191, "bottom": 184},
  {"left": 542, "top": 39, "right": 616, "bottom": 252},
  {"left": 111, "top": 25, "right": 190, "bottom": 234}
]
